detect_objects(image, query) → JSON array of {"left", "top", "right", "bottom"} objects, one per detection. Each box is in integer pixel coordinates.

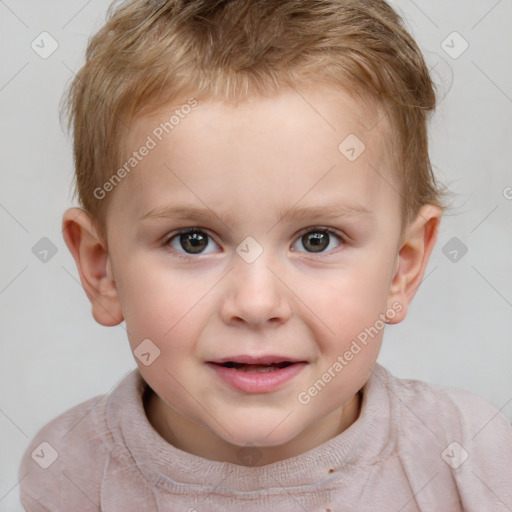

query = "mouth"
[
  {"left": 206, "top": 355, "right": 308, "bottom": 392},
  {"left": 211, "top": 361, "right": 296, "bottom": 373},
  {"left": 207, "top": 355, "right": 307, "bottom": 373}
]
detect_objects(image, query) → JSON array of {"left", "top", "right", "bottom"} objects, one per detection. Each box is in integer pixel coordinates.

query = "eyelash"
[{"left": 163, "top": 226, "right": 346, "bottom": 261}]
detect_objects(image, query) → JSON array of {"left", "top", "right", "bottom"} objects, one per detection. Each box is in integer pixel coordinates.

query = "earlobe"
[
  {"left": 386, "top": 204, "right": 442, "bottom": 324},
  {"left": 62, "top": 208, "right": 124, "bottom": 327}
]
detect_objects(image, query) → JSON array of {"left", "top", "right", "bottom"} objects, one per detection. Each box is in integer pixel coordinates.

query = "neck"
[{"left": 144, "top": 388, "right": 362, "bottom": 466}]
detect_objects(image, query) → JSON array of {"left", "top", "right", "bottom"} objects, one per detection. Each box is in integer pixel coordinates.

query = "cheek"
[
  {"left": 115, "top": 259, "right": 206, "bottom": 348},
  {"left": 300, "top": 261, "right": 392, "bottom": 319},
  {"left": 291, "top": 256, "right": 394, "bottom": 358}
]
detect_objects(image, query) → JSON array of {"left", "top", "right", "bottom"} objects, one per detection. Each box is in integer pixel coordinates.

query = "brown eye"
[
  {"left": 302, "top": 231, "right": 329, "bottom": 252},
  {"left": 292, "top": 228, "right": 342, "bottom": 254},
  {"left": 168, "top": 229, "right": 219, "bottom": 255},
  {"left": 180, "top": 231, "right": 208, "bottom": 253}
]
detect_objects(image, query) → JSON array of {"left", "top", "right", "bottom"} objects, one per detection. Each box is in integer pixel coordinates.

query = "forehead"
[{"left": 108, "top": 85, "right": 400, "bottom": 229}]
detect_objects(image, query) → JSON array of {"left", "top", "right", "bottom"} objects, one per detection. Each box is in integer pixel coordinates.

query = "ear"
[
  {"left": 62, "top": 207, "right": 124, "bottom": 327},
  {"left": 386, "top": 204, "right": 442, "bottom": 324}
]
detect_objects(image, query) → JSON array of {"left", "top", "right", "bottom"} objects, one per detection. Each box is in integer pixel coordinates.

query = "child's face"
[{"left": 68, "top": 85, "right": 439, "bottom": 464}]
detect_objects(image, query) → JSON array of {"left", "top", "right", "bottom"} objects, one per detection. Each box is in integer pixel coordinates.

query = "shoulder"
[
  {"left": 376, "top": 364, "right": 511, "bottom": 442},
  {"left": 373, "top": 364, "right": 512, "bottom": 508},
  {"left": 18, "top": 371, "right": 139, "bottom": 512}
]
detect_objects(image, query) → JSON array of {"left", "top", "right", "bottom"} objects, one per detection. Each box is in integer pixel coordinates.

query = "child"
[{"left": 19, "top": 0, "right": 512, "bottom": 510}]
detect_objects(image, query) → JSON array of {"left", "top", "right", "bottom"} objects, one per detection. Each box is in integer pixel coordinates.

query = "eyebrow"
[
  {"left": 139, "top": 202, "right": 374, "bottom": 226},
  {"left": 277, "top": 202, "right": 374, "bottom": 223},
  {"left": 140, "top": 205, "right": 234, "bottom": 226}
]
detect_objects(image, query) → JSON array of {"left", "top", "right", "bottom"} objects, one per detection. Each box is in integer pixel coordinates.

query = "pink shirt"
[{"left": 19, "top": 364, "right": 512, "bottom": 511}]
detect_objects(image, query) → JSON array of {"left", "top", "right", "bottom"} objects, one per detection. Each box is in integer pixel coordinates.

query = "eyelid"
[
  {"left": 294, "top": 225, "right": 345, "bottom": 239},
  {"left": 165, "top": 226, "right": 209, "bottom": 239}
]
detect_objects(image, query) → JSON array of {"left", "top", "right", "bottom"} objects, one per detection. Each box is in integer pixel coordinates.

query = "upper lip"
[{"left": 208, "top": 355, "right": 307, "bottom": 365}]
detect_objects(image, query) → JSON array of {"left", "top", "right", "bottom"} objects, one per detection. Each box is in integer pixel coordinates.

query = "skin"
[{"left": 62, "top": 85, "right": 442, "bottom": 466}]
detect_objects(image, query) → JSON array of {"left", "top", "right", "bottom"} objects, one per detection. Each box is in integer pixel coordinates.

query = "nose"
[{"left": 219, "top": 253, "right": 292, "bottom": 329}]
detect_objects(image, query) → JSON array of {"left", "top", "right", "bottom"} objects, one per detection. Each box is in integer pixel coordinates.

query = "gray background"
[{"left": 1, "top": 0, "right": 511, "bottom": 509}]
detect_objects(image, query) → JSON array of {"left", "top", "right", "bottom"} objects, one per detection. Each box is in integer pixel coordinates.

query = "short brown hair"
[{"left": 63, "top": 0, "right": 444, "bottom": 240}]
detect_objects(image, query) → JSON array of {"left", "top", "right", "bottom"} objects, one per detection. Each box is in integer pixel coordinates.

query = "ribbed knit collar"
[{"left": 106, "top": 363, "right": 394, "bottom": 494}]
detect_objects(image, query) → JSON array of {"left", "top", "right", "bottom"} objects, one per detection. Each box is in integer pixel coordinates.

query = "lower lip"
[{"left": 206, "top": 362, "right": 307, "bottom": 393}]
